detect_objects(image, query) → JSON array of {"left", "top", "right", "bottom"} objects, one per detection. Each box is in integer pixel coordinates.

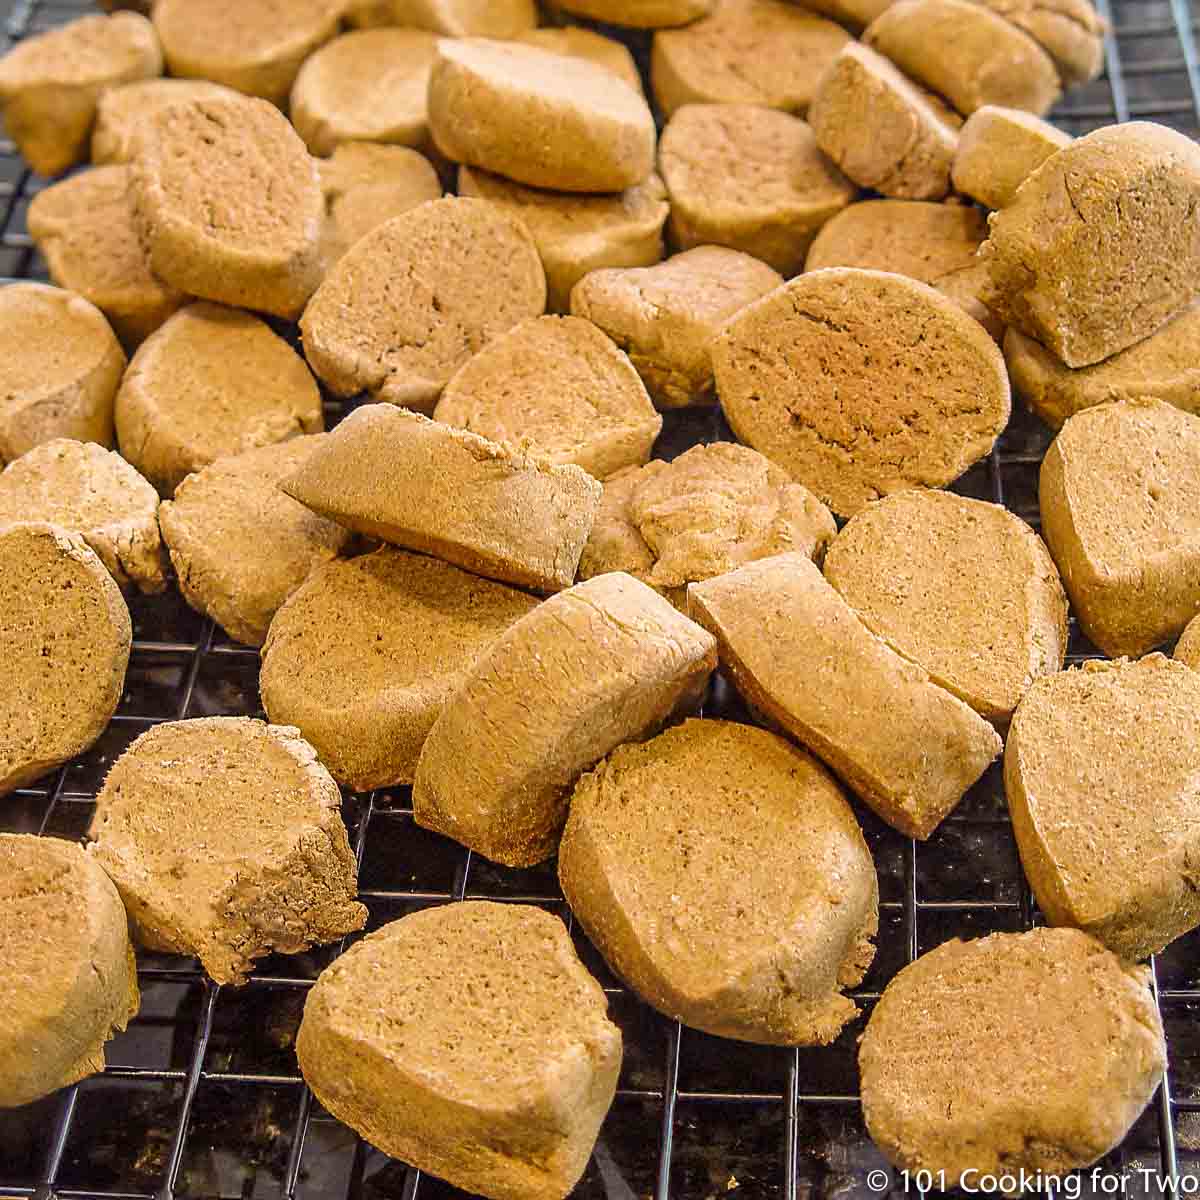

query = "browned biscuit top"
[{"left": 0, "top": 11, "right": 160, "bottom": 90}]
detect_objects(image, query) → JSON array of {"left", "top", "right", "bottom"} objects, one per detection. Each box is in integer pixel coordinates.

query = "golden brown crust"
[{"left": 952, "top": 105, "right": 1072, "bottom": 210}]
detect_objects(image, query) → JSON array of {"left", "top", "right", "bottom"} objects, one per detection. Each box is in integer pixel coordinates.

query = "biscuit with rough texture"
[
  {"left": 297, "top": 902, "right": 620, "bottom": 1200},
  {"left": 860, "top": 929, "right": 1165, "bottom": 1184},
  {"left": 952, "top": 106, "right": 1072, "bottom": 209},
  {"left": 300, "top": 197, "right": 546, "bottom": 412},
  {"left": 0, "top": 439, "right": 165, "bottom": 594},
  {"left": 550, "top": 0, "right": 714, "bottom": 24},
  {"left": 977, "top": 0, "right": 1104, "bottom": 86},
  {"left": 0, "top": 835, "right": 139, "bottom": 1109},
  {"left": 390, "top": 0, "right": 538, "bottom": 35},
  {"left": 116, "top": 303, "right": 323, "bottom": 497},
  {"left": 158, "top": 437, "right": 353, "bottom": 647},
  {"left": 1006, "top": 656, "right": 1200, "bottom": 960},
  {"left": 261, "top": 547, "right": 539, "bottom": 790},
  {"left": 516, "top": 28, "right": 643, "bottom": 93},
  {"left": 91, "top": 78, "right": 241, "bottom": 164},
  {"left": 713, "top": 268, "right": 1010, "bottom": 518},
  {"left": 786, "top": 0, "right": 892, "bottom": 28},
  {"left": 824, "top": 491, "right": 1067, "bottom": 723},
  {"left": 1175, "top": 614, "right": 1200, "bottom": 668},
  {"left": 89, "top": 717, "right": 367, "bottom": 986},
  {"left": 560, "top": 719, "right": 877, "bottom": 1044},
  {"left": 930, "top": 261, "right": 1004, "bottom": 342},
  {"left": 0, "top": 523, "right": 131, "bottom": 796},
  {"left": 689, "top": 554, "right": 1002, "bottom": 838},
  {"left": 434, "top": 316, "right": 661, "bottom": 479},
  {"left": 1039, "top": 399, "right": 1200, "bottom": 658}
]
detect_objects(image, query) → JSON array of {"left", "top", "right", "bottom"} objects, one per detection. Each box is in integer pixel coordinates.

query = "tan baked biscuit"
[
  {"left": 0, "top": 284, "right": 125, "bottom": 465},
  {"left": 296, "top": 902, "right": 620, "bottom": 1200},
  {"left": 713, "top": 268, "right": 1011, "bottom": 518},
  {"left": 1006, "top": 656, "right": 1200, "bottom": 960},
  {"left": 981, "top": 122, "right": 1200, "bottom": 368},
  {"left": 783, "top": 0, "right": 892, "bottom": 29},
  {"left": 823, "top": 491, "right": 1067, "bottom": 724},
  {"left": 91, "top": 78, "right": 240, "bottom": 164},
  {"left": 1039, "top": 399, "right": 1200, "bottom": 658},
  {"left": 549, "top": 0, "right": 715, "bottom": 25},
  {"left": 930, "top": 261, "right": 1005, "bottom": 342},
  {"left": 515, "top": 28, "right": 643, "bottom": 94},
  {"left": 0, "top": 523, "right": 131, "bottom": 796},
  {"left": 0, "top": 835, "right": 139, "bottom": 1109},
  {"left": 343, "top": 0, "right": 395, "bottom": 25},
  {"left": 689, "top": 553, "right": 1002, "bottom": 838},
  {"left": 89, "top": 717, "right": 367, "bottom": 986},
  {"left": 0, "top": 12, "right": 161, "bottom": 177},
  {"left": 158, "top": 437, "right": 353, "bottom": 647},
  {"left": 1175, "top": 613, "right": 1200, "bottom": 668},
  {"left": 261, "top": 547, "right": 539, "bottom": 790},
  {"left": 413, "top": 572, "right": 717, "bottom": 866},
  {"left": 952, "top": 105, "right": 1072, "bottom": 210},
  {"left": 282, "top": 406, "right": 601, "bottom": 593},
  {"left": 0, "top": 439, "right": 165, "bottom": 594},
  {"left": 458, "top": 166, "right": 668, "bottom": 314},
  {"left": 390, "top": 0, "right": 538, "bottom": 35},
  {"left": 560, "top": 719, "right": 877, "bottom": 1044},
  {"left": 976, "top": 0, "right": 1104, "bottom": 86},
  {"left": 659, "top": 104, "right": 856, "bottom": 277}
]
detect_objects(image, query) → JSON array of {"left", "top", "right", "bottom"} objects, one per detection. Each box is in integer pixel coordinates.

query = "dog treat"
[
  {"left": 651, "top": 0, "right": 851, "bottom": 118},
  {"left": 0, "top": 835, "right": 139, "bottom": 1109},
  {"left": 116, "top": 303, "right": 323, "bottom": 497},
  {"left": 0, "top": 284, "right": 125, "bottom": 465},
  {"left": 297, "top": 902, "right": 621, "bottom": 1200},
  {"left": 290, "top": 29, "right": 439, "bottom": 158},
  {"left": 864, "top": 0, "right": 1060, "bottom": 115},
  {"left": 931, "top": 261, "right": 1005, "bottom": 342},
  {"left": 952, "top": 105, "right": 1072, "bottom": 209},
  {"left": 1175, "top": 614, "right": 1200, "bottom": 668},
  {"left": 91, "top": 77, "right": 240, "bottom": 164},
  {"left": 261, "top": 547, "right": 539, "bottom": 790},
  {"left": 659, "top": 104, "right": 857, "bottom": 277},
  {"left": 549, "top": 0, "right": 715, "bottom": 25},
  {"left": 428, "top": 39, "right": 656, "bottom": 194},
  {"left": 1039, "top": 399, "right": 1200, "bottom": 657},
  {"left": 982, "top": 122, "right": 1200, "bottom": 367},
  {"left": 0, "top": 12, "right": 161, "bottom": 177},
  {"left": 89, "top": 717, "right": 367, "bottom": 986},
  {"left": 458, "top": 166, "right": 668, "bottom": 314},
  {"left": 434, "top": 316, "right": 662, "bottom": 479},
  {"left": 560, "top": 719, "right": 878, "bottom": 1044},
  {"left": 978, "top": 0, "right": 1105, "bottom": 86},
  {"left": 689, "top": 554, "right": 1002, "bottom": 838},
  {"left": 713, "top": 268, "right": 1010, "bottom": 518},
  {"left": 28, "top": 165, "right": 187, "bottom": 348},
  {"left": 516, "top": 27, "right": 643, "bottom": 93},
  {"left": 282, "top": 406, "right": 600, "bottom": 593},
  {"left": 413, "top": 573, "right": 717, "bottom": 866},
  {"left": 824, "top": 491, "right": 1067, "bottom": 723},
  {"left": 1007, "top": 656, "right": 1200, "bottom": 960},
  {"left": 860, "top": 929, "right": 1166, "bottom": 1185},
  {"left": 0, "top": 523, "right": 131, "bottom": 796},
  {"left": 300, "top": 196, "right": 546, "bottom": 411},
  {"left": 787, "top": 0, "right": 893, "bottom": 29},
  {"left": 158, "top": 437, "right": 353, "bottom": 647},
  {"left": 580, "top": 443, "right": 836, "bottom": 606},
  {"left": 571, "top": 248, "right": 783, "bottom": 409},
  {"left": 390, "top": 0, "right": 538, "bottom": 35},
  {"left": 0, "top": 439, "right": 166, "bottom": 594},
  {"left": 151, "top": 0, "right": 339, "bottom": 107}
]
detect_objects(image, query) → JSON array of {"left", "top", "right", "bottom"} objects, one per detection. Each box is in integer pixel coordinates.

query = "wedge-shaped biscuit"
[
  {"left": 428, "top": 39, "right": 656, "bottom": 194},
  {"left": 297, "top": 902, "right": 620, "bottom": 1200},
  {"left": 0, "top": 12, "right": 161, "bottom": 177},
  {"left": 809, "top": 44, "right": 961, "bottom": 201},
  {"left": 560, "top": 719, "right": 877, "bottom": 1044},
  {"left": 0, "top": 284, "right": 125, "bottom": 465},
  {"left": 459, "top": 167, "right": 668, "bottom": 314},
  {"left": 978, "top": 0, "right": 1104, "bottom": 86},
  {"left": 300, "top": 196, "right": 546, "bottom": 411},
  {"left": 434, "top": 316, "right": 661, "bottom": 479},
  {"left": 262, "top": 548, "right": 539, "bottom": 791},
  {"left": 1006, "top": 657, "right": 1200, "bottom": 961},
  {"left": 282, "top": 406, "right": 600, "bottom": 593},
  {"left": 390, "top": 0, "right": 538, "bottom": 35},
  {"left": 824, "top": 492, "right": 1067, "bottom": 724},
  {"left": 1176, "top": 614, "right": 1200, "bottom": 668},
  {"left": 0, "top": 523, "right": 131, "bottom": 796},
  {"left": 414, "top": 573, "right": 717, "bottom": 866},
  {"left": 660, "top": 105, "right": 856, "bottom": 277},
  {"left": 713, "top": 269, "right": 1010, "bottom": 518},
  {"left": 651, "top": 0, "right": 851, "bottom": 118},
  {"left": 116, "top": 303, "right": 323, "bottom": 497},
  {"left": 952, "top": 105, "right": 1071, "bottom": 210},
  {"left": 690, "top": 554, "right": 1001, "bottom": 838},
  {"left": 516, "top": 28, "right": 643, "bottom": 93},
  {"left": 1040, "top": 400, "right": 1200, "bottom": 657},
  {"left": 89, "top": 717, "right": 366, "bottom": 985},
  {"left": 0, "top": 835, "right": 139, "bottom": 1109},
  {"left": 0, "top": 439, "right": 165, "bottom": 594},
  {"left": 158, "top": 437, "right": 353, "bottom": 646},
  {"left": 131, "top": 96, "right": 324, "bottom": 320},
  {"left": 91, "top": 78, "right": 241, "bottom": 164},
  {"left": 549, "top": 0, "right": 715, "bottom": 24},
  {"left": 860, "top": 929, "right": 1165, "bottom": 1185},
  {"left": 982, "top": 123, "right": 1200, "bottom": 368}
]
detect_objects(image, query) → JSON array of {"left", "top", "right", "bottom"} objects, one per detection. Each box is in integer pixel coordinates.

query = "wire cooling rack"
[{"left": 2, "top": 1, "right": 1200, "bottom": 1198}]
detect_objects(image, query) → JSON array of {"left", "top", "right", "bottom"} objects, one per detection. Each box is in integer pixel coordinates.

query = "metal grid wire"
[{"left": 2, "top": 1, "right": 1200, "bottom": 1197}]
